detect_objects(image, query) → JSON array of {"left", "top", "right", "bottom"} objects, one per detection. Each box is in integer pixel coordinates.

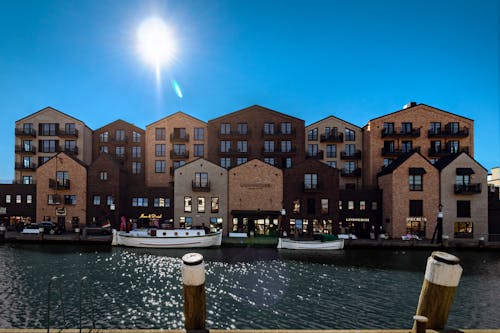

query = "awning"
[
  {"left": 456, "top": 168, "right": 474, "bottom": 175},
  {"left": 409, "top": 167, "right": 426, "bottom": 175}
]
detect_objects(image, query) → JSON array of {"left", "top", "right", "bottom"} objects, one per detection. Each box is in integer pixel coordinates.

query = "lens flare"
[{"left": 171, "top": 80, "right": 183, "bottom": 98}]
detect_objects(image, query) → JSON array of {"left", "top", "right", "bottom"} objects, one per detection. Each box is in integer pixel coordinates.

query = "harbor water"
[{"left": 0, "top": 243, "right": 499, "bottom": 329}]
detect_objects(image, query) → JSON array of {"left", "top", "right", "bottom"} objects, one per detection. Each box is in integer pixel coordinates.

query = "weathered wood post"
[
  {"left": 181, "top": 253, "right": 206, "bottom": 331},
  {"left": 413, "top": 251, "right": 462, "bottom": 330},
  {"left": 413, "top": 315, "right": 428, "bottom": 333}
]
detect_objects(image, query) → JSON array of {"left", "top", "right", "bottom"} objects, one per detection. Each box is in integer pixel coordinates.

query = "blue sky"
[{"left": 0, "top": 0, "right": 498, "bottom": 181}]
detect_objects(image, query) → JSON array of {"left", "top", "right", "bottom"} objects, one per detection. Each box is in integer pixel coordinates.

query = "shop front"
[
  {"left": 231, "top": 210, "right": 280, "bottom": 237},
  {"left": 406, "top": 217, "right": 427, "bottom": 238}
]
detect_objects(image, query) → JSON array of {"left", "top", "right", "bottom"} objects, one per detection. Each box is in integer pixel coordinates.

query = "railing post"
[
  {"left": 413, "top": 251, "right": 462, "bottom": 330},
  {"left": 47, "top": 276, "right": 58, "bottom": 333},
  {"left": 181, "top": 253, "right": 207, "bottom": 332}
]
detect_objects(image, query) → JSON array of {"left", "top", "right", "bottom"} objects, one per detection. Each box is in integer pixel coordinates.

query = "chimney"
[{"left": 403, "top": 102, "right": 417, "bottom": 109}]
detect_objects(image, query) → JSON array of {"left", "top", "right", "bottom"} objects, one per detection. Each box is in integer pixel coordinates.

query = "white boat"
[
  {"left": 112, "top": 228, "right": 222, "bottom": 248},
  {"left": 277, "top": 237, "right": 344, "bottom": 250}
]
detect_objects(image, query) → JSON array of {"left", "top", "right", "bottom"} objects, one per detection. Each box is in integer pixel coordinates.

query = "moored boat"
[
  {"left": 277, "top": 237, "right": 344, "bottom": 250},
  {"left": 112, "top": 228, "right": 222, "bottom": 248}
]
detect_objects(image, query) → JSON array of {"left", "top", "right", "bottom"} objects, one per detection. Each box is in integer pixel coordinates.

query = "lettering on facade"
[
  {"left": 346, "top": 217, "right": 370, "bottom": 222},
  {"left": 240, "top": 183, "right": 272, "bottom": 189},
  {"left": 406, "top": 217, "right": 427, "bottom": 222}
]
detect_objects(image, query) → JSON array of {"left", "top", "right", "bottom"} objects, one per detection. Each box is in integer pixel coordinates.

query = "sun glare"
[{"left": 137, "top": 17, "right": 177, "bottom": 80}]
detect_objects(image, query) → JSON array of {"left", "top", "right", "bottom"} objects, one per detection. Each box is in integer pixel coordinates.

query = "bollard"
[
  {"left": 413, "top": 251, "right": 462, "bottom": 330},
  {"left": 181, "top": 253, "right": 207, "bottom": 332},
  {"left": 413, "top": 315, "right": 428, "bottom": 333}
]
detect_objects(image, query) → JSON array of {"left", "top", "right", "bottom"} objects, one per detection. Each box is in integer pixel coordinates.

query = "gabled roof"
[
  {"left": 433, "top": 152, "right": 488, "bottom": 172},
  {"left": 306, "top": 114, "right": 362, "bottom": 130},
  {"left": 16, "top": 106, "right": 93, "bottom": 130},
  {"left": 146, "top": 111, "right": 207, "bottom": 127},
  {"left": 377, "top": 150, "right": 435, "bottom": 177},
  {"left": 94, "top": 119, "right": 145, "bottom": 133},
  {"left": 40, "top": 152, "right": 88, "bottom": 170},
  {"left": 208, "top": 105, "right": 305, "bottom": 123},
  {"left": 366, "top": 103, "right": 474, "bottom": 124},
  {"left": 174, "top": 157, "right": 226, "bottom": 172}
]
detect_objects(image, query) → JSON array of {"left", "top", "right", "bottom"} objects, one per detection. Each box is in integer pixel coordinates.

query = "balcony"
[
  {"left": 303, "top": 181, "right": 323, "bottom": 192},
  {"left": 306, "top": 150, "right": 324, "bottom": 159},
  {"left": 381, "top": 147, "right": 420, "bottom": 157},
  {"left": 113, "top": 137, "right": 128, "bottom": 144},
  {"left": 15, "top": 128, "right": 36, "bottom": 137},
  {"left": 428, "top": 126, "right": 469, "bottom": 138},
  {"left": 454, "top": 183, "right": 481, "bottom": 194},
  {"left": 15, "top": 145, "right": 36, "bottom": 154},
  {"left": 192, "top": 180, "right": 211, "bottom": 192},
  {"left": 218, "top": 130, "right": 251, "bottom": 138},
  {"left": 114, "top": 153, "right": 127, "bottom": 161},
  {"left": 15, "top": 162, "right": 37, "bottom": 170},
  {"left": 170, "top": 133, "right": 189, "bottom": 142},
  {"left": 428, "top": 147, "right": 469, "bottom": 157},
  {"left": 382, "top": 128, "right": 421, "bottom": 138},
  {"left": 63, "top": 146, "right": 79, "bottom": 155},
  {"left": 49, "top": 178, "right": 71, "bottom": 190},
  {"left": 170, "top": 150, "right": 189, "bottom": 159},
  {"left": 320, "top": 132, "right": 343, "bottom": 143},
  {"left": 340, "top": 149, "right": 362, "bottom": 160},
  {"left": 58, "top": 129, "right": 79, "bottom": 138},
  {"left": 341, "top": 168, "right": 362, "bottom": 177},
  {"left": 262, "top": 129, "right": 296, "bottom": 138}
]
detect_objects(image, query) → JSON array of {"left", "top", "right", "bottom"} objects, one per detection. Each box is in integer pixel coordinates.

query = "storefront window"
[
  {"left": 210, "top": 217, "right": 223, "bottom": 232},
  {"left": 320, "top": 199, "right": 328, "bottom": 214},
  {"left": 293, "top": 199, "right": 300, "bottom": 213},
  {"left": 454, "top": 222, "right": 473, "bottom": 238},
  {"left": 406, "top": 219, "right": 426, "bottom": 238}
]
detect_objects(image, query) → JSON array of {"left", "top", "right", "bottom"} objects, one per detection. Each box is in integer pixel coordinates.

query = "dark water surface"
[{"left": 0, "top": 243, "right": 499, "bottom": 329}]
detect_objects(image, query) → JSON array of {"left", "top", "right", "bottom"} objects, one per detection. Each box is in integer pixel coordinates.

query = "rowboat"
[
  {"left": 277, "top": 237, "right": 344, "bottom": 250},
  {"left": 112, "top": 229, "right": 222, "bottom": 248}
]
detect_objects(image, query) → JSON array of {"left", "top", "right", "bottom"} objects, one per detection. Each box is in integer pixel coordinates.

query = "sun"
[{"left": 137, "top": 17, "right": 177, "bottom": 78}]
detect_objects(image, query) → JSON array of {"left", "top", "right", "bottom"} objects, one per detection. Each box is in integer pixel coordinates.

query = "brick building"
[
  {"left": 0, "top": 183, "right": 36, "bottom": 229},
  {"left": 207, "top": 105, "right": 306, "bottom": 170},
  {"left": 363, "top": 103, "right": 473, "bottom": 186},
  {"left": 145, "top": 112, "right": 207, "bottom": 186},
  {"left": 339, "top": 188, "right": 382, "bottom": 238},
  {"left": 377, "top": 151, "right": 439, "bottom": 239},
  {"left": 36, "top": 152, "right": 87, "bottom": 231},
  {"left": 14, "top": 106, "right": 92, "bottom": 184},
  {"left": 306, "top": 115, "right": 363, "bottom": 189},
  {"left": 282, "top": 159, "right": 340, "bottom": 237}
]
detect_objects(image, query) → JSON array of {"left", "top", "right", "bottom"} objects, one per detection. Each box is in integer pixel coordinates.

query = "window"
[
  {"left": 56, "top": 171, "right": 69, "bottom": 186},
  {"left": 263, "top": 123, "right": 274, "bottom": 134},
  {"left": 64, "top": 123, "right": 76, "bottom": 135},
  {"left": 456, "top": 174, "right": 471, "bottom": 185},
  {"left": 106, "top": 196, "right": 113, "bottom": 206},
  {"left": 173, "top": 144, "right": 186, "bottom": 156},
  {"left": 307, "top": 128, "right": 318, "bottom": 141},
  {"left": 115, "top": 146, "right": 125, "bottom": 158},
  {"left": 360, "top": 201, "right": 366, "bottom": 210},
  {"left": 211, "top": 197, "right": 219, "bottom": 213},
  {"left": 194, "top": 144, "right": 204, "bottom": 157},
  {"left": 338, "top": 200, "right": 342, "bottom": 210},
  {"left": 264, "top": 157, "right": 275, "bottom": 166},
  {"left": 448, "top": 140, "right": 459, "bottom": 153},
  {"left": 64, "top": 195, "right": 76, "bottom": 205},
  {"left": 454, "top": 222, "right": 473, "bottom": 238},
  {"left": 372, "top": 201, "right": 378, "bottom": 210},
  {"left": 132, "top": 162, "right": 142, "bottom": 174},
  {"left": 457, "top": 200, "right": 471, "bottom": 218},
  {"left": 220, "top": 141, "right": 231, "bottom": 153},
  {"left": 132, "top": 131, "right": 141, "bottom": 143},
  {"left": 132, "top": 197, "right": 148, "bottom": 207},
  {"left": 220, "top": 123, "right": 231, "bottom": 135},
  {"left": 41, "top": 140, "right": 57, "bottom": 153},
  {"left": 321, "top": 199, "right": 329, "bottom": 214},
  {"left": 194, "top": 128, "right": 204, "bottom": 140},
  {"left": 327, "top": 161, "right": 336, "bottom": 168},
  {"left": 431, "top": 140, "right": 441, "bottom": 153},
  {"left": 23, "top": 123, "right": 34, "bottom": 135},
  {"left": 409, "top": 200, "right": 423, "bottom": 216},
  {"left": 348, "top": 201, "right": 354, "bottom": 210},
  {"left": 430, "top": 122, "right": 441, "bottom": 135},
  {"left": 307, "top": 144, "right": 318, "bottom": 157},
  {"left": 180, "top": 216, "right": 193, "bottom": 229},
  {"left": 236, "top": 157, "right": 248, "bottom": 165},
  {"left": 16, "top": 195, "right": 21, "bottom": 204},
  {"left": 304, "top": 173, "right": 318, "bottom": 189},
  {"left": 5, "top": 195, "right": 11, "bottom": 203},
  {"left": 155, "top": 128, "right": 166, "bottom": 140},
  {"left": 173, "top": 160, "right": 186, "bottom": 170},
  {"left": 100, "top": 145, "right": 109, "bottom": 153},
  {"left": 220, "top": 158, "right": 230, "bottom": 169},
  {"left": 155, "top": 144, "right": 166, "bottom": 157},
  {"left": 281, "top": 140, "right": 292, "bottom": 153},
  {"left": 155, "top": 160, "right": 166, "bottom": 173},
  {"left": 345, "top": 143, "right": 355, "bottom": 156},
  {"left": 173, "top": 128, "right": 187, "bottom": 140},
  {"left": 293, "top": 198, "right": 301, "bottom": 213},
  {"left": 22, "top": 140, "right": 33, "bottom": 152},
  {"left": 100, "top": 171, "right": 108, "bottom": 180},
  {"left": 48, "top": 194, "right": 61, "bottom": 205},
  {"left": 284, "top": 157, "right": 292, "bottom": 168},
  {"left": 307, "top": 198, "right": 316, "bottom": 214},
  {"left": 383, "top": 158, "right": 393, "bottom": 167},
  {"left": 344, "top": 161, "right": 355, "bottom": 173},
  {"left": 23, "top": 156, "right": 33, "bottom": 168},
  {"left": 401, "top": 140, "right": 412, "bottom": 153},
  {"left": 22, "top": 176, "right": 33, "bottom": 184},
  {"left": 264, "top": 141, "right": 275, "bottom": 152},
  {"left": 383, "top": 122, "right": 394, "bottom": 135},
  {"left": 100, "top": 131, "right": 109, "bottom": 143},
  {"left": 194, "top": 172, "right": 208, "bottom": 187},
  {"left": 154, "top": 198, "right": 170, "bottom": 207},
  {"left": 64, "top": 140, "right": 76, "bottom": 153},
  {"left": 116, "top": 129, "right": 125, "bottom": 141},
  {"left": 237, "top": 123, "right": 248, "bottom": 134},
  {"left": 448, "top": 122, "right": 459, "bottom": 134},
  {"left": 345, "top": 128, "right": 355, "bottom": 141},
  {"left": 401, "top": 122, "right": 412, "bottom": 134},
  {"left": 281, "top": 122, "right": 292, "bottom": 135},
  {"left": 326, "top": 144, "right": 336, "bottom": 158},
  {"left": 237, "top": 141, "right": 248, "bottom": 152},
  {"left": 409, "top": 175, "right": 423, "bottom": 191},
  {"left": 197, "top": 197, "right": 206, "bottom": 213},
  {"left": 40, "top": 123, "right": 57, "bottom": 136},
  {"left": 184, "top": 196, "right": 192, "bottom": 212},
  {"left": 132, "top": 147, "right": 141, "bottom": 158},
  {"left": 27, "top": 195, "right": 32, "bottom": 204}
]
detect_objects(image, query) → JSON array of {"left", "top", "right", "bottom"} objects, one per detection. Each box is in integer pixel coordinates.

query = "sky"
[{"left": 0, "top": 0, "right": 498, "bottom": 182}]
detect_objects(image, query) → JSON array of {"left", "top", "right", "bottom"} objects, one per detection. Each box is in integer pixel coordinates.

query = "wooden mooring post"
[
  {"left": 413, "top": 251, "right": 463, "bottom": 330},
  {"left": 181, "top": 253, "right": 207, "bottom": 332}
]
